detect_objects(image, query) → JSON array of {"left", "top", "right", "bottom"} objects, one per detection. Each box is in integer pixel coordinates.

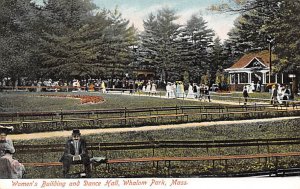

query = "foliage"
[
  {"left": 209, "top": 0, "right": 300, "bottom": 94},
  {"left": 0, "top": 0, "right": 38, "bottom": 82}
]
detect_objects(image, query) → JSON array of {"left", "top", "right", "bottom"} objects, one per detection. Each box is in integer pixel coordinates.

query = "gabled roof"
[{"left": 227, "top": 50, "right": 276, "bottom": 69}]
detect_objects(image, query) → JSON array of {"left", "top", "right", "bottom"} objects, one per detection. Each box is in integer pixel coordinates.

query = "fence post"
[
  {"left": 60, "top": 109, "right": 63, "bottom": 121},
  {"left": 225, "top": 160, "right": 228, "bottom": 175},
  {"left": 15, "top": 112, "right": 18, "bottom": 122},
  {"left": 124, "top": 107, "right": 127, "bottom": 126},
  {"left": 176, "top": 105, "right": 178, "bottom": 115}
]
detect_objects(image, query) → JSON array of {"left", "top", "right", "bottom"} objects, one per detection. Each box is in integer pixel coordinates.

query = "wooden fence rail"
[
  {"left": 14, "top": 137, "right": 300, "bottom": 154},
  {"left": 0, "top": 104, "right": 299, "bottom": 133},
  {"left": 14, "top": 137, "right": 300, "bottom": 177}
]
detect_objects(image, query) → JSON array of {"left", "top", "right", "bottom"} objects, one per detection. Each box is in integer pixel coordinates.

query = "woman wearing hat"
[{"left": 0, "top": 126, "right": 25, "bottom": 179}]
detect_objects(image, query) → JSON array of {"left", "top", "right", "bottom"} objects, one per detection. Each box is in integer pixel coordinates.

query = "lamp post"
[
  {"left": 266, "top": 35, "right": 274, "bottom": 83},
  {"left": 288, "top": 73, "right": 296, "bottom": 96}
]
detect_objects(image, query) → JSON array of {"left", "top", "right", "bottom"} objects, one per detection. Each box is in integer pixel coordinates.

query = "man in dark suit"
[{"left": 60, "top": 129, "right": 91, "bottom": 178}]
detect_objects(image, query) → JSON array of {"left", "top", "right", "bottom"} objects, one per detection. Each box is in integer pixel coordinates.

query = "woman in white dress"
[
  {"left": 145, "top": 81, "right": 151, "bottom": 93},
  {"left": 0, "top": 126, "right": 25, "bottom": 179},
  {"left": 165, "top": 82, "right": 175, "bottom": 98},
  {"left": 151, "top": 82, "right": 157, "bottom": 94},
  {"left": 101, "top": 81, "right": 106, "bottom": 93},
  {"left": 186, "top": 83, "right": 195, "bottom": 99},
  {"left": 177, "top": 82, "right": 185, "bottom": 98}
]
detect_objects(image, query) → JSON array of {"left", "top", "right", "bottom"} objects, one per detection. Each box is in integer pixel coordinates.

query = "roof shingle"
[{"left": 228, "top": 50, "right": 276, "bottom": 69}]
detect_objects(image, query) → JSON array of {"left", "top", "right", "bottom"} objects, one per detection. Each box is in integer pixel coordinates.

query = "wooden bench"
[
  {"left": 22, "top": 151, "right": 300, "bottom": 167},
  {"left": 276, "top": 167, "right": 300, "bottom": 176},
  {"left": 292, "top": 101, "right": 300, "bottom": 109},
  {"left": 20, "top": 151, "right": 300, "bottom": 178}
]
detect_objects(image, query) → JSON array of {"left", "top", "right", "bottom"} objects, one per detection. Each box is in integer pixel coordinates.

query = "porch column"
[
  {"left": 229, "top": 73, "right": 232, "bottom": 84},
  {"left": 238, "top": 74, "right": 240, "bottom": 84},
  {"left": 262, "top": 72, "right": 266, "bottom": 84},
  {"left": 281, "top": 73, "right": 284, "bottom": 84},
  {"left": 248, "top": 73, "right": 251, "bottom": 84},
  {"left": 275, "top": 73, "right": 278, "bottom": 83}
]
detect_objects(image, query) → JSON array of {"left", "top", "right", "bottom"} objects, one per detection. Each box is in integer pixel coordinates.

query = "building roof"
[{"left": 228, "top": 50, "right": 275, "bottom": 69}]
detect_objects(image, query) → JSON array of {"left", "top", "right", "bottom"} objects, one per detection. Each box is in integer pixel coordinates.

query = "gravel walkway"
[{"left": 9, "top": 116, "right": 299, "bottom": 141}]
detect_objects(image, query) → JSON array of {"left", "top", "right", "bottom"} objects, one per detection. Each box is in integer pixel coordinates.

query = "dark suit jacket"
[{"left": 60, "top": 138, "right": 89, "bottom": 162}]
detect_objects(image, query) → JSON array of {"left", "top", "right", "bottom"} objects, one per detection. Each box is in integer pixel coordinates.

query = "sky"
[{"left": 93, "top": 0, "right": 238, "bottom": 41}]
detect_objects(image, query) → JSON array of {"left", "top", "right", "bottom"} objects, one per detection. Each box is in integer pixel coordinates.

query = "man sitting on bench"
[{"left": 60, "top": 129, "right": 91, "bottom": 178}]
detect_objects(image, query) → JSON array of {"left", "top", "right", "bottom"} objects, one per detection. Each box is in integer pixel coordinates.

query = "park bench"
[
  {"left": 276, "top": 167, "right": 300, "bottom": 176},
  {"left": 291, "top": 101, "right": 300, "bottom": 109},
  {"left": 22, "top": 152, "right": 300, "bottom": 177}
]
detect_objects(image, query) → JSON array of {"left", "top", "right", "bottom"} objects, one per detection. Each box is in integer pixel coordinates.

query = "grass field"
[
  {"left": 13, "top": 117, "right": 300, "bottom": 178},
  {"left": 0, "top": 91, "right": 210, "bottom": 112},
  {"left": 1, "top": 91, "right": 299, "bottom": 178}
]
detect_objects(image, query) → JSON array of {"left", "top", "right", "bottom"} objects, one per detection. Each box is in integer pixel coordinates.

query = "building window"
[{"left": 240, "top": 72, "right": 248, "bottom": 83}]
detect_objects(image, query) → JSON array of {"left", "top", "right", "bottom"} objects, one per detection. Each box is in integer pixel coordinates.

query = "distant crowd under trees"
[{"left": 0, "top": 0, "right": 299, "bottom": 93}]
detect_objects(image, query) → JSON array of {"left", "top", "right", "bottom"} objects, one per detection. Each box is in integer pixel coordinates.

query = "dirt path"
[{"left": 9, "top": 116, "right": 299, "bottom": 141}]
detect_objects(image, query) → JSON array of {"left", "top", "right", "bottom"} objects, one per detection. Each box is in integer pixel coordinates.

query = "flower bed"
[{"left": 39, "top": 94, "right": 104, "bottom": 104}]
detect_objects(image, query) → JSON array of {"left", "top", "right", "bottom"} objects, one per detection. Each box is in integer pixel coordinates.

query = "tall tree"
[
  {"left": 185, "top": 14, "right": 214, "bottom": 82},
  {"left": 140, "top": 8, "right": 180, "bottom": 82},
  {"left": 36, "top": 0, "right": 97, "bottom": 80},
  {"left": 210, "top": 37, "right": 226, "bottom": 84},
  {"left": 210, "top": 0, "right": 300, "bottom": 94},
  {"left": 139, "top": 13, "right": 160, "bottom": 76},
  {"left": 0, "top": 0, "right": 38, "bottom": 84},
  {"left": 155, "top": 8, "right": 181, "bottom": 82},
  {"left": 100, "top": 8, "right": 138, "bottom": 82}
]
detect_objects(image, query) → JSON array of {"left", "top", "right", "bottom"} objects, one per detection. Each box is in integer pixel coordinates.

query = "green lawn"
[
  {"left": 1, "top": 91, "right": 299, "bottom": 178},
  {"left": 13, "top": 117, "right": 300, "bottom": 178},
  {"left": 0, "top": 91, "right": 209, "bottom": 112}
]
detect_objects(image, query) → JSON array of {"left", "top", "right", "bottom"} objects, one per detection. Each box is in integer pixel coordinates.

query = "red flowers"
[{"left": 39, "top": 94, "right": 104, "bottom": 104}]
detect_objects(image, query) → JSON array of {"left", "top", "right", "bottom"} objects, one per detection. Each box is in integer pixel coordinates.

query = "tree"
[
  {"left": 155, "top": 8, "right": 181, "bottom": 82},
  {"left": 101, "top": 8, "right": 138, "bottom": 82},
  {"left": 139, "top": 13, "right": 160, "bottom": 78},
  {"left": 0, "top": 0, "right": 38, "bottom": 85},
  {"left": 210, "top": 0, "right": 300, "bottom": 95},
  {"left": 36, "top": 1, "right": 138, "bottom": 81},
  {"left": 264, "top": 1, "right": 300, "bottom": 95},
  {"left": 36, "top": 0, "right": 98, "bottom": 80},
  {"left": 210, "top": 37, "right": 226, "bottom": 85},
  {"left": 185, "top": 14, "right": 214, "bottom": 82},
  {"left": 140, "top": 8, "right": 181, "bottom": 82}
]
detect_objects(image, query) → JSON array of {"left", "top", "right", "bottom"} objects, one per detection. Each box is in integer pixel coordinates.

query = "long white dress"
[
  {"left": 166, "top": 84, "right": 175, "bottom": 98},
  {"left": 101, "top": 81, "right": 106, "bottom": 93},
  {"left": 145, "top": 82, "right": 151, "bottom": 93},
  {"left": 151, "top": 83, "right": 157, "bottom": 94},
  {"left": 0, "top": 138, "right": 25, "bottom": 179},
  {"left": 186, "top": 84, "right": 195, "bottom": 99},
  {"left": 177, "top": 83, "right": 185, "bottom": 98}
]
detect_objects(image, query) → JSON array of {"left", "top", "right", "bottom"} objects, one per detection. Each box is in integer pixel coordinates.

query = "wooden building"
[{"left": 225, "top": 50, "right": 289, "bottom": 91}]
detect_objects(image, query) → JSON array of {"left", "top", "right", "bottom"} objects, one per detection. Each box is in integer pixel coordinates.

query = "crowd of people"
[
  {"left": 165, "top": 82, "right": 211, "bottom": 101},
  {"left": 242, "top": 83, "right": 293, "bottom": 106},
  {"left": 270, "top": 84, "right": 293, "bottom": 105}
]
